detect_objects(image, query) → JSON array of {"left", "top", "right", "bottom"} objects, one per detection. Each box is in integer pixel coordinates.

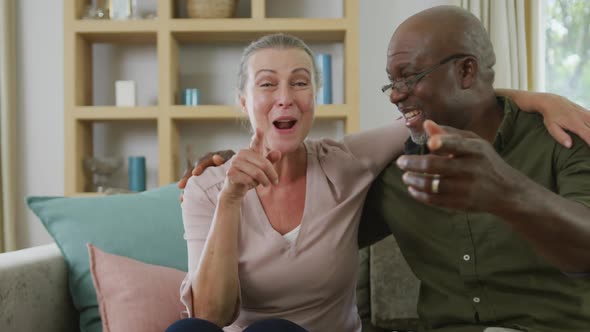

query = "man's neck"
[{"left": 465, "top": 94, "right": 504, "bottom": 143}]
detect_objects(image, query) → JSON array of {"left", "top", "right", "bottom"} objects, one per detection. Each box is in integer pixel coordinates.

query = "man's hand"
[
  {"left": 178, "top": 150, "right": 235, "bottom": 202},
  {"left": 396, "top": 120, "right": 526, "bottom": 213}
]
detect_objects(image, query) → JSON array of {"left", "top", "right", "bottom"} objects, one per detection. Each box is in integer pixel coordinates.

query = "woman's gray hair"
[{"left": 237, "top": 33, "right": 321, "bottom": 94}]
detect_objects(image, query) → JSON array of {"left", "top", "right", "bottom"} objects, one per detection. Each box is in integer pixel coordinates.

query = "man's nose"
[{"left": 389, "top": 88, "right": 409, "bottom": 105}]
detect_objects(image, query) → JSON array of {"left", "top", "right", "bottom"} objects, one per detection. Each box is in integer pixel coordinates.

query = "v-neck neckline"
[{"left": 249, "top": 141, "right": 313, "bottom": 249}]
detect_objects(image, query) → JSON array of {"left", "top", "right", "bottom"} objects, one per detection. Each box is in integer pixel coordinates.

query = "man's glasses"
[{"left": 381, "top": 53, "right": 472, "bottom": 97}]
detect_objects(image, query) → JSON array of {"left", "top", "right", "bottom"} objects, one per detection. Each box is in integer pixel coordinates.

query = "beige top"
[{"left": 180, "top": 122, "right": 405, "bottom": 332}]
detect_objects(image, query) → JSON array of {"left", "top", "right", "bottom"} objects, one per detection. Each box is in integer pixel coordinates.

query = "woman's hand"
[
  {"left": 221, "top": 130, "right": 281, "bottom": 202},
  {"left": 536, "top": 93, "right": 590, "bottom": 148},
  {"left": 505, "top": 89, "right": 590, "bottom": 148}
]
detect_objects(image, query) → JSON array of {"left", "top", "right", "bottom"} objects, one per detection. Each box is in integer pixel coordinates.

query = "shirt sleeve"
[
  {"left": 342, "top": 119, "right": 408, "bottom": 175},
  {"left": 179, "top": 176, "right": 217, "bottom": 318},
  {"left": 554, "top": 134, "right": 590, "bottom": 208},
  {"left": 554, "top": 135, "right": 590, "bottom": 277},
  {"left": 358, "top": 168, "right": 394, "bottom": 248}
]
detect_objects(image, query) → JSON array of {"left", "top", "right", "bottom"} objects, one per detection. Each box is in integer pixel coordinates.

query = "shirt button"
[
  {"left": 463, "top": 254, "right": 471, "bottom": 261},
  {"left": 473, "top": 297, "right": 481, "bottom": 303}
]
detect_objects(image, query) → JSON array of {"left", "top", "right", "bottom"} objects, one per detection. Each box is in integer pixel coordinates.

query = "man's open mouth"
[{"left": 403, "top": 110, "right": 422, "bottom": 121}]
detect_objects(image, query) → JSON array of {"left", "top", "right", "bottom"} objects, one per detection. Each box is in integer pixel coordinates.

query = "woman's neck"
[{"left": 274, "top": 144, "right": 307, "bottom": 184}]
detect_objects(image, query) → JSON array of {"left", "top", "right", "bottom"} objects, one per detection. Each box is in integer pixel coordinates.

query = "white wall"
[
  {"left": 16, "top": 1, "right": 65, "bottom": 247},
  {"left": 15, "top": 0, "right": 454, "bottom": 249}
]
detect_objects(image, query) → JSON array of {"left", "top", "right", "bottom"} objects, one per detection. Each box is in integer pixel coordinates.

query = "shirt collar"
[{"left": 493, "top": 96, "right": 519, "bottom": 152}]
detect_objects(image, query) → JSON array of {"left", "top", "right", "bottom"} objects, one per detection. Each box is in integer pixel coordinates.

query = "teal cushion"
[{"left": 27, "top": 184, "right": 187, "bottom": 332}]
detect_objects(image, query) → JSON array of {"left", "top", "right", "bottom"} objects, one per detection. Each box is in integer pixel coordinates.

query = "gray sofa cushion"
[
  {"left": 370, "top": 235, "right": 420, "bottom": 330},
  {"left": 0, "top": 244, "right": 78, "bottom": 332}
]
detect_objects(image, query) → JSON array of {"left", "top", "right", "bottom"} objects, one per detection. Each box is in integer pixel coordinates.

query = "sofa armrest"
[{"left": 0, "top": 243, "right": 78, "bottom": 332}]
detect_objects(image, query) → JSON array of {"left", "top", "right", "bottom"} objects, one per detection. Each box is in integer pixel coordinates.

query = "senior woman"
[
  {"left": 166, "top": 33, "right": 407, "bottom": 332},
  {"left": 168, "top": 33, "right": 590, "bottom": 332}
]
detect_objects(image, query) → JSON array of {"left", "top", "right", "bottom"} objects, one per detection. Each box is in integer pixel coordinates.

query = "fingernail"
[
  {"left": 564, "top": 140, "right": 572, "bottom": 148},
  {"left": 401, "top": 172, "right": 409, "bottom": 183},
  {"left": 429, "top": 137, "right": 441, "bottom": 150},
  {"left": 396, "top": 157, "right": 407, "bottom": 168}
]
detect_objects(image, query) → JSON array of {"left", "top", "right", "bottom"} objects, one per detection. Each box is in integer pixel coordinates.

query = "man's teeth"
[{"left": 403, "top": 110, "right": 421, "bottom": 119}]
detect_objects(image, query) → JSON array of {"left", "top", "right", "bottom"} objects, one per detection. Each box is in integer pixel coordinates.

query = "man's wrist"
[{"left": 490, "top": 174, "right": 544, "bottom": 224}]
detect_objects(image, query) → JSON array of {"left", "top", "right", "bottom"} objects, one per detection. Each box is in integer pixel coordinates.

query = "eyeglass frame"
[{"left": 381, "top": 53, "right": 473, "bottom": 96}]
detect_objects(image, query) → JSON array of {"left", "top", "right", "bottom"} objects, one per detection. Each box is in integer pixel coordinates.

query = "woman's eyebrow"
[
  {"left": 292, "top": 68, "right": 311, "bottom": 75},
  {"left": 254, "top": 69, "right": 276, "bottom": 78}
]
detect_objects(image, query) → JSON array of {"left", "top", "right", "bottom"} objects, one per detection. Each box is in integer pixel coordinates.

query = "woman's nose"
[{"left": 276, "top": 84, "right": 294, "bottom": 107}]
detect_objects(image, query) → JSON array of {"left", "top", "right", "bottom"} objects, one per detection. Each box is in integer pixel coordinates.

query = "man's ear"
[{"left": 458, "top": 56, "right": 478, "bottom": 89}]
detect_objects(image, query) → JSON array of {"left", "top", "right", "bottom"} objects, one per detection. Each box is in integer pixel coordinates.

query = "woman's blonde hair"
[{"left": 236, "top": 33, "right": 321, "bottom": 94}]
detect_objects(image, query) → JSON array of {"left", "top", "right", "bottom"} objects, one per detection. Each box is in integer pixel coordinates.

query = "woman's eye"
[
  {"left": 292, "top": 81, "right": 309, "bottom": 87},
  {"left": 259, "top": 82, "right": 274, "bottom": 87}
]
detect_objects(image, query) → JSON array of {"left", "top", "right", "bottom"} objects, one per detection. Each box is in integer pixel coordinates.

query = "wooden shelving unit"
[{"left": 64, "top": 0, "right": 359, "bottom": 196}]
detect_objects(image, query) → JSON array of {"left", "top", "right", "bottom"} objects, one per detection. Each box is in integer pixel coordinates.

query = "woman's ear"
[{"left": 239, "top": 94, "right": 248, "bottom": 114}]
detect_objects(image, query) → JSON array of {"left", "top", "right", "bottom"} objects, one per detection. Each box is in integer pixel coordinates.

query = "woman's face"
[{"left": 240, "top": 48, "right": 315, "bottom": 154}]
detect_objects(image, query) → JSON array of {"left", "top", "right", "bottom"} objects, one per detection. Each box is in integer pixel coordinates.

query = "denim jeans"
[{"left": 165, "top": 318, "right": 309, "bottom": 332}]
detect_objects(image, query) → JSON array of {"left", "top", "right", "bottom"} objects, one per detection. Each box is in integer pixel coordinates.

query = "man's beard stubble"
[{"left": 410, "top": 131, "right": 428, "bottom": 145}]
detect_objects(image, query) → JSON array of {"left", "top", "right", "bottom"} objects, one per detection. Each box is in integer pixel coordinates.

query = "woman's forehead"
[{"left": 248, "top": 48, "right": 313, "bottom": 72}]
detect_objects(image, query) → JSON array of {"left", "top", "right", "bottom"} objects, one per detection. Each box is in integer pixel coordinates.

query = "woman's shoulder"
[
  {"left": 186, "top": 160, "right": 230, "bottom": 193},
  {"left": 304, "top": 137, "right": 351, "bottom": 158}
]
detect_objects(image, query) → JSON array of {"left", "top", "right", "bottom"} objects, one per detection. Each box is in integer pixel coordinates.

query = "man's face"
[{"left": 385, "top": 33, "right": 463, "bottom": 144}]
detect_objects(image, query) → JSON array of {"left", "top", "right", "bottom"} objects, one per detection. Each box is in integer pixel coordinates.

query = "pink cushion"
[{"left": 88, "top": 244, "right": 186, "bottom": 332}]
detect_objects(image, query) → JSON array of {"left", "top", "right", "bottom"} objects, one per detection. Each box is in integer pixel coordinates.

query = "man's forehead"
[{"left": 387, "top": 29, "right": 445, "bottom": 65}]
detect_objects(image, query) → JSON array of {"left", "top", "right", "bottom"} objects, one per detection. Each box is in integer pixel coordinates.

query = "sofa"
[
  {"left": 0, "top": 184, "right": 421, "bottom": 332},
  {"left": 1, "top": 237, "right": 420, "bottom": 332}
]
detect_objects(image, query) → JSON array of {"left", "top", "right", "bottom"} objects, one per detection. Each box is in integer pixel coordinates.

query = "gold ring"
[{"left": 431, "top": 176, "right": 440, "bottom": 194}]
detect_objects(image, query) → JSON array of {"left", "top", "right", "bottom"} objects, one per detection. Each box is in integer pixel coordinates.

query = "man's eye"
[{"left": 259, "top": 82, "right": 274, "bottom": 87}]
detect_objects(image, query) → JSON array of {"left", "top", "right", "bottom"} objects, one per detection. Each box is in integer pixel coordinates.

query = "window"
[{"left": 544, "top": 0, "right": 590, "bottom": 108}]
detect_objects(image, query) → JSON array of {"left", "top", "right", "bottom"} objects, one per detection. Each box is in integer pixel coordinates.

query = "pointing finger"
[{"left": 250, "top": 128, "right": 264, "bottom": 154}]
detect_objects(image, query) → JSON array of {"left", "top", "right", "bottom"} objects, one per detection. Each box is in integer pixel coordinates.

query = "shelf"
[
  {"left": 73, "top": 106, "right": 159, "bottom": 120},
  {"left": 315, "top": 104, "right": 350, "bottom": 119},
  {"left": 170, "top": 104, "right": 349, "bottom": 120},
  {"left": 72, "top": 20, "right": 158, "bottom": 43},
  {"left": 171, "top": 18, "right": 348, "bottom": 42},
  {"left": 64, "top": 0, "right": 359, "bottom": 195},
  {"left": 170, "top": 105, "right": 244, "bottom": 119}
]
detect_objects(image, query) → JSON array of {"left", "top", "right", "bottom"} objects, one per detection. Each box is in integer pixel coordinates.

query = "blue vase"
[{"left": 128, "top": 156, "right": 146, "bottom": 192}]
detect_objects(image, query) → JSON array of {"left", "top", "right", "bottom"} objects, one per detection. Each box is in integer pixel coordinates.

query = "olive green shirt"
[{"left": 361, "top": 97, "right": 590, "bottom": 332}]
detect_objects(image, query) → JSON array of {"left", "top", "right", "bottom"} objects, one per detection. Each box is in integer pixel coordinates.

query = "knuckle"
[
  {"left": 255, "top": 169, "right": 266, "bottom": 180},
  {"left": 418, "top": 158, "right": 429, "bottom": 170},
  {"left": 226, "top": 169, "right": 233, "bottom": 177},
  {"left": 421, "top": 193, "right": 435, "bottom": 204},
  {"left": 236, "top": 150, "right": 248, "bottom": 159}
]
